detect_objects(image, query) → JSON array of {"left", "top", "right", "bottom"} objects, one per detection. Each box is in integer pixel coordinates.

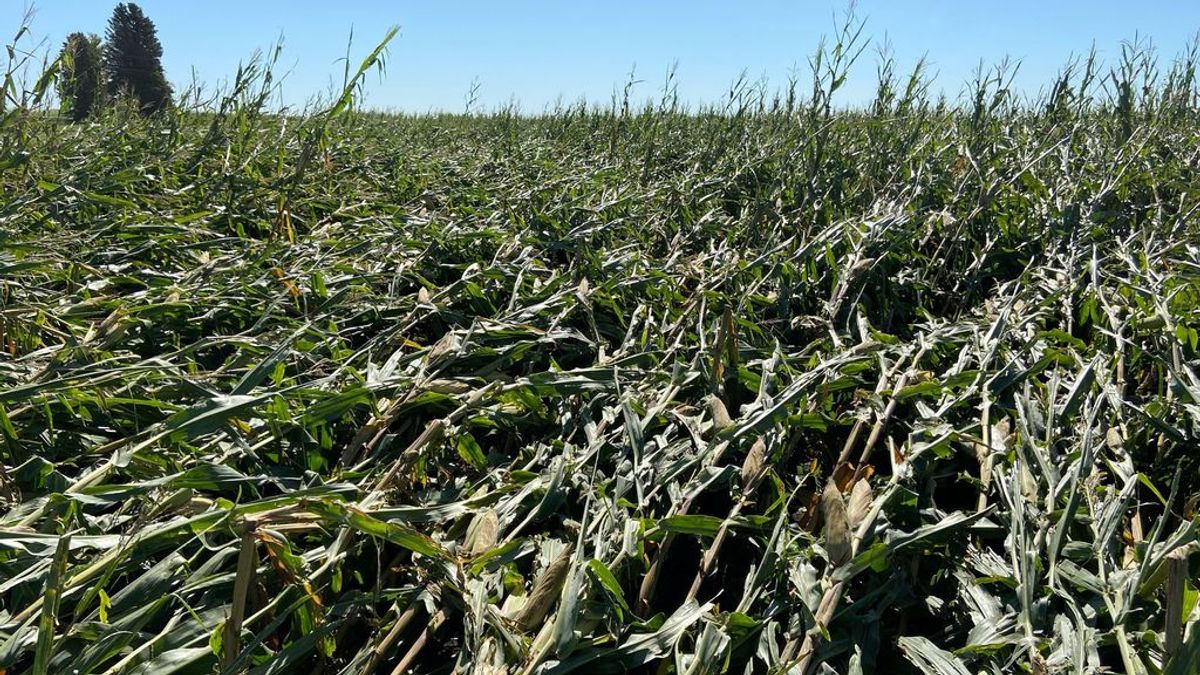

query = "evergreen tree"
[
  {"left": 103, "top": 3, "right": 172, "bottom": 114},
  {"left": 57, "top": 32, "right": 103, "bottom": 121}
]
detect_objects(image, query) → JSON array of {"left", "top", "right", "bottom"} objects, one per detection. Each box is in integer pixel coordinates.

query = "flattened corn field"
[{"left": 2, "top": 37, "right": 1200, "bottom": 675}]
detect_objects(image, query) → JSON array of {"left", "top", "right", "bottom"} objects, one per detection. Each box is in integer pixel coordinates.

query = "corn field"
[{"left": 1, "top": 19, "right": 1199, "bottom": 675}]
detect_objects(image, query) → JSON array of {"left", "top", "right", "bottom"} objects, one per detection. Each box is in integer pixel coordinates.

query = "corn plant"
[{"left": 0, "top": 21, "right": 1198, "bottom": 675}]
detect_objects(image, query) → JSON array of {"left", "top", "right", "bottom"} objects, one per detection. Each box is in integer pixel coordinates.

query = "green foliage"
[
  {"left": 0, "top": 20, "right": 1199, "bottom": 675},
  {"left": 103, "top": 2, "right": 172, "bottom": 114},
  {"left": 56, "top": 32, "right": 102, "bottom": 122}
]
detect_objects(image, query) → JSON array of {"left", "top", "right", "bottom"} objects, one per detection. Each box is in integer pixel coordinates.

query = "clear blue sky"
[{"left": 7, "top": 1, "right": 1200, "bottom": 112}]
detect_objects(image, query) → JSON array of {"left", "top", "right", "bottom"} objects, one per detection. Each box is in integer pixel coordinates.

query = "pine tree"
[
  {"left": 103, "top": 3, "right": 172, "bottom": 114},
  {"left": 57, "top": 32, "right": 103, "bottom": 121}
]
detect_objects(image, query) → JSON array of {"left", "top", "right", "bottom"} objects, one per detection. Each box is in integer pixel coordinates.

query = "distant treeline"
[{"left": 58, "top": 2, "right": 171, "bottom": 121}]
